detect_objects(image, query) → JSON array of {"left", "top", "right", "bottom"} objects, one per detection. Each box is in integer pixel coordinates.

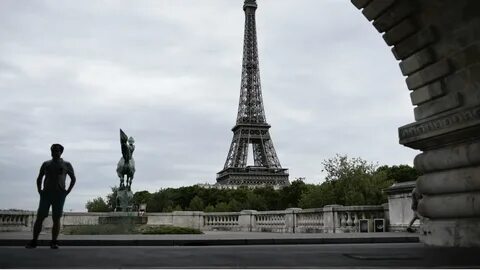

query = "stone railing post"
[
  {"left": 384, "top": 181, "right": 416, "bottom": 232},
  {"left": 239, "top": 210, "right": 257, "bottom": 232},
  {"left": 382, "top": 203, "right": 390, "bottom": 226},
  {"left": 172, "top": 211, "right": 203, "bottom": 230},
  {"left": 323, "top": 205, "right": 341, "bottom": 233},
  {"left": 27, "top": 212, "right": 35, "bottom": 231},
  {"left": 285, "top": 208, "right": 302, "bottom": 233}
]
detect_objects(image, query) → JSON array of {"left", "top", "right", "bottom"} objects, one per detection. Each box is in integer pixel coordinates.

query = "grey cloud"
[{"left": 0, "top": 0, "right": 419, "bottom": 211}]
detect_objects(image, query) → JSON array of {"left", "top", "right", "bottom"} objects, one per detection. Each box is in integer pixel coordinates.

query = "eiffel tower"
[{"left": 216, "top": 0, "right": 289, "bottom": 187}]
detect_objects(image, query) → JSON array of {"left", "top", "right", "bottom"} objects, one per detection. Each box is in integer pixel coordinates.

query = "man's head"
[{"left": 50, "top": 144, "right": 64, "bottom": 159}]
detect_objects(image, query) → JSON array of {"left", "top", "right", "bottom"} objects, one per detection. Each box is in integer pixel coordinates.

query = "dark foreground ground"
[{"left": 1, "top": 243, "right": 480, "bottom": 268}]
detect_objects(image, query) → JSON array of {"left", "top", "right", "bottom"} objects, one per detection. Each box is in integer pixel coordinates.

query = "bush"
[
  {"left": 62, "top": 224, "right": 203, "bottom": 235},
  {"left": 139, "top": 225, "right": 202, "bottom": 234},
  {"left": 63, "top": 224, "right": 136, "bottom": 235},
  {"left": 85, "top": 197, "right": 110, "bottom": 212}
]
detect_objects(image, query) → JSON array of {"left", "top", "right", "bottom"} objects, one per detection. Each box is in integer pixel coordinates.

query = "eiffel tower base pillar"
[{"left": 216, "top": 167, "right": 289, "bottom": 188}]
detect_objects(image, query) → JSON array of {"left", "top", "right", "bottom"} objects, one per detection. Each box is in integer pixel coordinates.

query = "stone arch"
[{"left": 350, "top": 0, "right": 480, "bottom": 247}]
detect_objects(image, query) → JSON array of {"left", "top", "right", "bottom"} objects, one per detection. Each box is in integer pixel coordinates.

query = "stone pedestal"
[
  {"left": 384, "top": 181, "right": 418, "bottom": 232},
  {"left": 116, "top": 189, "right": 133, "bottom": 212},
  {"left": 285, "top": 208, "right": 302, "bottom": 233},
  {"left": 415, "top": 142, "right": 480, "bottom": 247},
  {"left": 322, "top": 205, "right": 342, "bottom": 233},
  {"left": 420, "top": 218, "right": 480, "bottom": 247},
  {"left": 239, "top": 210, "right": 257, "bottom": 232}
]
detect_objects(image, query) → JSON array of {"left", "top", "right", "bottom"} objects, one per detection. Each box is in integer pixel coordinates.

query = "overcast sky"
[{"left": 0, "top": 0, "right": 419, "bottom": 211}]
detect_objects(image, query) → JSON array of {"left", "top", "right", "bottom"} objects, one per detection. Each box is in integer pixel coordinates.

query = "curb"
[{"left": 0, "top": 237, "right": 419, "bottom": 246}]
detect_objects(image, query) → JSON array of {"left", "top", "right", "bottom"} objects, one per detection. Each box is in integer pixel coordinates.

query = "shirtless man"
[
  {"left": 26, "top": 144, "right": 76, "bottom": 249},
  {"left": 406, "top": 187, "right": 422, "bottom": 233}
]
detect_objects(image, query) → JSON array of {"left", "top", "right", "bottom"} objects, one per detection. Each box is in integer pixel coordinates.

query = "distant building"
[{"left": 196, "top": 182, "right": 283, "bottom": 190}]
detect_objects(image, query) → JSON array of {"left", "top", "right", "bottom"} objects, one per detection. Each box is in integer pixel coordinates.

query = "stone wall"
[{"left": 384, "top": 181, "right": 418, "bottom": 231}]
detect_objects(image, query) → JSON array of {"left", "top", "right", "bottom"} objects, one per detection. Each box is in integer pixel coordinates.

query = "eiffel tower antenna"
[{"left": 216, "top": 0, "right": 289, "bottom": 188}]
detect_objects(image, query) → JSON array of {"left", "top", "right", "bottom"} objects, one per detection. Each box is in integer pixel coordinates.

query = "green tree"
[
  {"left": 376, "top": 164, "right": 419, "bottom": 183},
  {"left": 204, "top": 204, "right": 215, "bottom": 212},
  {"left": 227, "top": 199, "right": 243, "bottom": 212},
  {"left": 188, "top": 195, "right": 205, "bottom": 211},
  {"left": 85, "top": 197, "right": 110, "bottom": 212},
  {"left": 253, "top": 186, "right": 280, "bottom": 210},
  {"left": 214, "top": 202, "right": 229, "bottom": 212},
  {"left": 299, "top": 182, "right": 336, "bottom": 208},
  {"left": 245, "top": 193, "right": 267, "bottom": 210},
  {"left": 322, "top": 154, "right": 377, "bottom": 183},
  {"left": 279, "top": 179, "right": 309, "bottom": 208},
  {"left": 363, "top": 169, "right": 393, "bottom": 205},
  {"left": 300, "top": 154, "right": 391, "bottom": 208},
  {"left": 132, "top": 190, "right": 151, "bottom": 206},
  {"left": 105, "top": 186, "right": 118, "bottom": 210}
]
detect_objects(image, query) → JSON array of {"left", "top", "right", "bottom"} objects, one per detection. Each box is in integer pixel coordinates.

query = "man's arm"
[
  {"left": 66, "top": 163, "right": 76, "bottom": 194},
  {"left": 36, "top": 163, "right": 45, "bottom": 194}
]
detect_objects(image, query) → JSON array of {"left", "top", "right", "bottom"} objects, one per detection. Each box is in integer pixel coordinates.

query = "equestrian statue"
[{"left": 116, "top": 129, "right": 135, "bottom": 191}]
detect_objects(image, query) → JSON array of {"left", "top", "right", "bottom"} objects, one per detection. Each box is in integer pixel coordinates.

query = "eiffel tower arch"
[{"left": 217, "top": 0, "right": 289, "bottom": 188}]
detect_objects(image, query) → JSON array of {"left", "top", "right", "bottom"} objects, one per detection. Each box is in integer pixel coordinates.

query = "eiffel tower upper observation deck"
[{"left": 216, "top": 0, "right": 289, "bottom": 187}]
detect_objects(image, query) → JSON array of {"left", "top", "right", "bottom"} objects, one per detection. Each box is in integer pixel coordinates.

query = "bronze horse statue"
[{"left": 116, "top": 129, "right": 135, "bottom": 190}]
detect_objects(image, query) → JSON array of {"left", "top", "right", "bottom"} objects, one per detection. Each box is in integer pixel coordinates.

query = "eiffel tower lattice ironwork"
[{"left": 216, "top": 0, "right": 289, "bottom": 187}]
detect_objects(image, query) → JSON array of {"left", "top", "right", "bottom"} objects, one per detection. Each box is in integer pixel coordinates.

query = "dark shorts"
[{"left": 37, "top": 190, "right": 67, "bottom": 219}]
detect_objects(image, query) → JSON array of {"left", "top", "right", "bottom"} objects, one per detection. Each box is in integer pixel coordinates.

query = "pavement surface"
[
  {"left": 1, "top": 231, "right": 479, "bottom": 268},
  {"left": 1, "top": 243, "right": 480, "bottom": 268},
  {"left": 0, "top": 231, "right": 419, "bottom": 246}
]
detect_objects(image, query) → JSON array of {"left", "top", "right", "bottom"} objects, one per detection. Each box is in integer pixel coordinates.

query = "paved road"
[
  {"left": 1, "top": 243, "right": 479, "bottom": 268},
  {"left": 0, "top": 231, "right": 419, "bottom": 246}
]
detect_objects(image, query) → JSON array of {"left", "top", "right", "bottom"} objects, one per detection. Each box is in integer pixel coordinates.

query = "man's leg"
[
  {"left": 50, "top": 192, "right": 67, "bottom": 249},
  {"left": 32, "top": 216, "right": 46, "bottom": 241},
  {"left": 26, "top": 193, "right": 49, "bottom": 248},
  {"left": 407, "top": 216, "right": 417, "bottom": 228},
  {"left": 26, "top": 216, "right": 45, "bottom": 248},
  {"left": 407, "top": 211, "right": 419, "bottom": 232},
  {"left": 51, "top": 217, "right": 61, "bottom": 246}
]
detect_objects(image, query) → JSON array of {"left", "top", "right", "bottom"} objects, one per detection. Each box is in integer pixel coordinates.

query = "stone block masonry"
[{"left": 351, "top": 0, "right": 480, "bottom": 246}]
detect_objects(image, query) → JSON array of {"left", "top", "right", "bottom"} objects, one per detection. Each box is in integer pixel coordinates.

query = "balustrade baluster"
[
  {"left": 346, "top": 212, "right": 353, "bottom": 227},
  {"left": 339, "top": 212, "right": 346, "bottom": 228},
  {"left": 353, "top": 212, "right": 359, "bottom": 232}
]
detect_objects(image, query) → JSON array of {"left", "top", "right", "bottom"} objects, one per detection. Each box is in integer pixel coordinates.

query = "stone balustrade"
[
  {"left": 332, "top": 205, "right": 387, "bottom": 233},
  {"left": 254, "top": 210, "right": 287, "bottom": 232},
  {"left": 296, "top": 208, "right": 325, "bottom": 233},
  {"left": 203, "top": 212, "right": 240, "bottom": 231},
  {"left": 0, "top": 211, "right": 34, "bottom": 232},
  {"left": 0, "top": 205, "right": 390, "bottom": 233}
]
